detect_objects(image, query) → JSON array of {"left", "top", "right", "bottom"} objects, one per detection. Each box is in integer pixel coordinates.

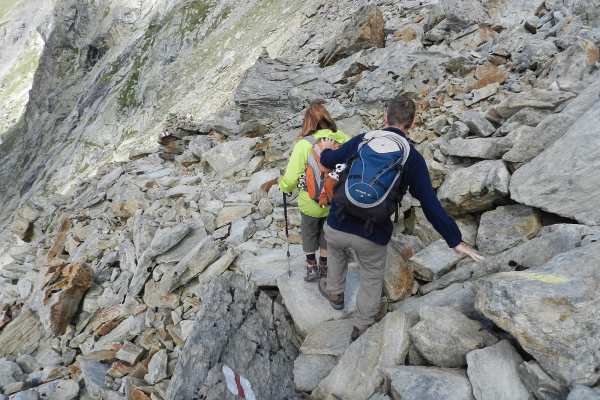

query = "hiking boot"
[
  {"left": 318, "top": 278, "right": 344, "bottom": 310},
  {"left": 318, "top": 260, "right": 328, "bottom": 278},
  {"left": 304, "top": 260, "right": 320, "bottom": 282},
  {"left": 350, "top": 326, "right": 364, "bottom": 342}
]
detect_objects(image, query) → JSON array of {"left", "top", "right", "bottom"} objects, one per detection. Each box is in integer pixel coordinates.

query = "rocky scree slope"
[{"left": 2, "top": 0, "right": 600, "bottom": 399}]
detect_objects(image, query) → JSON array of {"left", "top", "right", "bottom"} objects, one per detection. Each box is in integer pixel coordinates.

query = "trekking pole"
[{"left": 283, "top": 192, "right": 291, "bottom": 276}]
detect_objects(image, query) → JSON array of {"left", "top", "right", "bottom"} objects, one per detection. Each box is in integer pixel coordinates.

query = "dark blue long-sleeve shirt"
[{"left": 320, "top": 127, "right": 462, "bottom": 247}]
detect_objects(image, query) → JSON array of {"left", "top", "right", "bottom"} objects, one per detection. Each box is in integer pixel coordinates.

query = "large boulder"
[
  {"left": 476, "top": 205, "right": 542, "bottom": 255},
  {"left": 466, "top": 340, "right": 533, "bottom": 400},
  {"left": 166, "top": 272, "right": 299, "bottom": 399},
  {"left": 383, "top": 366, "right": 475, "bottom": 400},
  {"left": 420, "top": 224, "right": 595, "bottom": 294},
  {"left": 437, "top": 160, "right": 510, "bottom": 215},
  {"left": 318, "top": 4, "right": 384, "bottom": 67},
  {"left": 503, "top": 76, "right": 600, "bottom": 163},
  {"left": 409, "top": 306, "right": 498, "bottom": 368},
  {"left": 310, "top": 313, "right": 411, "bottom": 400},
  {"left": 509, "top": 85, "right": 600, "bottom": 225},
  {"left": 440, "top": 0, "right": 489, "bottom": 31},
  {"left": 475, "top": 242, "right": 600, "bottom": 385}
]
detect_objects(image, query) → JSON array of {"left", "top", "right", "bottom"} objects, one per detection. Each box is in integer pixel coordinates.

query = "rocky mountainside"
[{"left": 2, "top": 0, "right": 600, "bottom": 399}]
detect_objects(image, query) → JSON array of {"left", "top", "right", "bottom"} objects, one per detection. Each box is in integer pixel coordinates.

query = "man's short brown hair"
[{"left": 386, "top": 96, "right": 416, "bottom": 130}]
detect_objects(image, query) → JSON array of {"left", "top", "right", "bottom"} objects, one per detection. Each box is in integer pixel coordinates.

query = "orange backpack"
[{"left": 301, "top": 136, "right": 341, "bottom": 207}]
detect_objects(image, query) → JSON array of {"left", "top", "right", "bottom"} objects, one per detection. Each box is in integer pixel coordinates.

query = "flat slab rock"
[
  {"left": 509, "top": 86, "right": 600, "bottom": 225},
  {"left": 409, "top": 306, "right": 498, "bottom": 368},
  {"left": 476, "top": 205, "right": 542, "bottom": 255},
  {"left": 237, "top": 244, "right": 305, "bottom": 286},
  {"left": 466, "top": 340, "right": 533, "bottom": 400},
  {"left": 407, "top": 239, "right": 459, "bottom": 281},
  {"left": 476, "top": 242, "right": 600, "bottom": 386},
  {"left": 277, "top": 267, "right": 360, "bottom": 336},
  {"left": 383, "top": 366, "right": 475, "bottom": 400}
]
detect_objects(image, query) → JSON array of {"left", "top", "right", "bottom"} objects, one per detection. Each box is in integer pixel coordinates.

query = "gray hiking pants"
[{"left": 324, "top": 223, "right": 387, "bottom": 332}]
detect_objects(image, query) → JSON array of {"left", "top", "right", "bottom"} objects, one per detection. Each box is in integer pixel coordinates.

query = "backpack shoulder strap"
[{"left": 302, "top": 136, "right": 317, "bottom": 146}]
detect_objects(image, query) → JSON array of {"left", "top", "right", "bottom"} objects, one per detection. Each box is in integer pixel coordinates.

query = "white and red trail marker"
[{"left": 222, "top": 365, "right": 256, "bottom": 400}]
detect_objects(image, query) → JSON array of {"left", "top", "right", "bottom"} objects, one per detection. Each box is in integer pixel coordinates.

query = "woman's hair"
[{"left": 299, "top": 104, "right": 337, "bottom": 138}]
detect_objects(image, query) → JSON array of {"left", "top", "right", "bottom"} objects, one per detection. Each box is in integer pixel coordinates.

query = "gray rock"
[
  {"left": 310, "top": 321, "right": 386, "bottom": 400},
  {"left": 160, "top": 235, "right": 220, "bottom": 294},
  {"left": 464, "top": 83, "right": 500, "bottom": 107},
  {"left": 444, "top": 137, "right": 507, "bottom": 159},
  {"left": 449, "top": 121, "right": 470, "bottom": 139},
  {"left": 0, "top": 359, "right": 22, "bottom": 388},
  {"left": 15, "top": 355, "right": 40, "bottom": 375},
  {"left": 466, "top": 340, "right": 533, "bottom": 400},
  {"left": 498, "top": 108, "right": 552, "bottom": 136},
  {"left": 97, "top": 166, "right": 124, "bottom": 191},
  {"left": 391, "top": 282, "right": 478, "bottom": 321},
  {"left": 35, "top": 350, "right": 62, "bottom": 367},
  {"left": 132, "top": 213, "right": 158, "bottom": 260},
  {"left": 475, "top": 242, "right": 600, "bottom": 385},
  {"left": 93, "top": 315, "right": 143, "bottom": 351},
  {"left": 476, "top": 205, "right": 542, "bottom": 255},
  {"left": 495, "top": 89, "right": 576, "bottom": 118},
  {"left": 409, "top": 306, "right": 498, "bottom": 368},
  {"left": 518, "top": 361, "right": 569, "bottom": 400},
  {"left": 321, "top": 51, "right": 364, "bottom": 84},
  {"left": 407, "top": 239, "right": 460, "bottom": 281},
  {"left": 441, "top": 0, "right": 488, "bottom": 31},
  {"left": 300, "top": 319, "right": 355, "bottom": 357},
  {"left": 236, "top": 245, "right": 305, "bottom": 287},
  {"left": 167, "top": 273, "right": 299, "bottom": 400},
  {"left": 539, "top": 39, "right": 599, "bottom": 82},
  {"left": 196, "top": 249, "right": 237, "bottom": 288},
  {"left": 383, "top": 366, "right": 475, "bottom": 400},
  {"left": 509, "top": 84, "right": 600, "bottom": 225},
  {"left": 293, "top": 354, "right": 337, "bottom": 392},
  {"left": 202, "top": 137, "right": 261, "bottom": 175},
  {"left": 318, "top": 4, "right": 384, "bottom": 67},
  {"left": 353, "top": 47, "right": 449, "bottom": 102},
  {"left": 79, "top": 361, "right": 124, "bottom": 400},
  {"left": 234, "top": 58, "right": 335, "bottom": 124},
  {"left": 437, "top": 160, "right": 510, "bottom": 215},
  {"left": 459, "top": 110, "right": 496, "bottom": 137},
  {"left": 276, "top": 268, "right": 360, "bottom": 336},
  {"left": 405, "top": 207, "right": 443, "bottom": 246},
  {"left": 226, "top": 217, "right": 257, "bottom": 246},
  {"left": 48, "top": 379, "right": 79, "bottom": 400},
  {"left": 145, "top": 349, "right": 168, "bottom": 385},
  {"left": 216, "top": 205, "right": 254, "bottom": 228},
  {"left": 155, "top": 220, "right": 207, "bottom": 264},
  {"left": 567, "top": 385, "right": 600, "bottom": 400},
  {"left": 127, "top": 222, "right": 190, "bottom": 298},
  {"left": 420, "top": 224, "right": 596, "bottom": 294},
  {"left": 116, "top": 343, "right": 144, "bottom": 365},
  {"left": 189, "top": 135, "right": 213, "bottom": 160},
  {"left": 245, "top": 168, "right": 280, "bottom": 193}
]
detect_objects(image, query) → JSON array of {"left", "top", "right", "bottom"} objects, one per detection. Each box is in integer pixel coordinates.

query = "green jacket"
[{"left": 279, "top": 129, "right": 350, "bottom": 218}]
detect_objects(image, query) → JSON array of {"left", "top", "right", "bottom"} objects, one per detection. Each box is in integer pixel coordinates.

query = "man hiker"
[{"left": 318, "top": 95, "right": 483, "bottom": 342}]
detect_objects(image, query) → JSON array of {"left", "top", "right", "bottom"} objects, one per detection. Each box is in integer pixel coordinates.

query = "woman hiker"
[{"left": 279, "top": 103, "right": 350, "bottom": 282}]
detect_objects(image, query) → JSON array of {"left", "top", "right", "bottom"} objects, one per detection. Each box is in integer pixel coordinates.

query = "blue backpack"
[{"left": 332, "top": 130, "right": 411, "bottom": 236}]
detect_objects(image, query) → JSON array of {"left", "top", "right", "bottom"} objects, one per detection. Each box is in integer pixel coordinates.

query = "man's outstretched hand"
[{"left": 453, "top": 243, "right": 484, "bottom": 261}]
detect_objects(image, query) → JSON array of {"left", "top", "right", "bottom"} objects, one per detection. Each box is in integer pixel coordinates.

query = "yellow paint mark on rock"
[{"left": 503, "top": 271, "right": 570, "bottom": 284}]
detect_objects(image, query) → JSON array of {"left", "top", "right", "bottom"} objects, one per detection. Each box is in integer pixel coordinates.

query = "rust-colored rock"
[
  {"left": 40, "top": 262, "right": 94, "bottom": 336},
  {"left": 108, "top": 360, "right": 139, "bottom": 378},
  {"left": 132, "top": 389, "right": 151, "bottom": 400},
  {"left": 92, "top": 304, "right": 132, "bottom": 336},
  {"left": 47, "top": 216, "right": 72, "bottom": 263}
]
